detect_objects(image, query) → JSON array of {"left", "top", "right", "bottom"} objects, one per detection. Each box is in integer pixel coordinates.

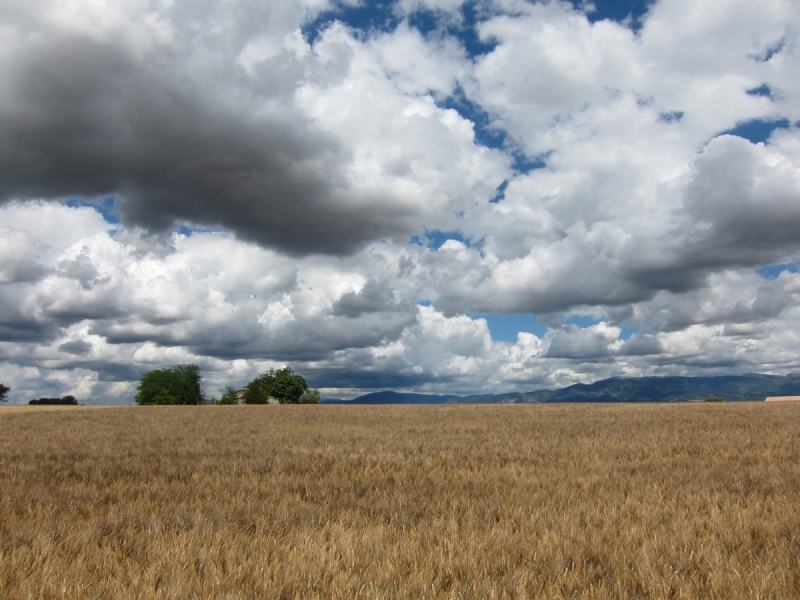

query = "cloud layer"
[{"left": 1, "top": 0, "right": 799, "bottom": 403}]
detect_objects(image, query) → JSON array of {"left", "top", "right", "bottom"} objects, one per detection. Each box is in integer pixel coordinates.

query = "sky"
[{"left": 1, "top": 0, "right": 799, "bottom": 404}]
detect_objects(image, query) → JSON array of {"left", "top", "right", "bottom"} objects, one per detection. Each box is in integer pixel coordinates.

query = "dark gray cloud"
[
  {"left": 626, "top": 274, "right": 793, "bottom": 334},
  {"left": 57, "top": 339, "right": 93, "bottom": 356},
  {"left": 722, "top": 323, "right": 768, "bottom": 338},
  {"left": 0, "top": 258, "right": 49, "bottom": 286},
  {"left": 0, "top": 28, "right": 415, "bottom": 256},
  {"left": 622, "top": 135, "right": 800, "bottom": 294},
  {"left": 332, "top": 279, "right": 413, "bottom": 317},
  {"left": 681, "top": 136, "right": 800, "bottom": 257},
  {"left": 0, "top": 228, "right": 50, "bottom": 284},
  {"left": 90, "top": 304, "right": 419, "bottom": 362},
  {"left": 0, "top": 320, "right": 59, "bottom": 344},
  {"left": 544, "top": 324, "right": 615, "bottom": 359},
  {"left": 302, "top": 362, "right": 449, "bottom": 391},
  {"left": 0, "top": 285, "right": 62, "bottom": 342},
  {"left": 57, "top": 254, "right": 101, "bottom": 290},
  {"left": 617, "top": 334, "right": 663, "bottom": 356}
]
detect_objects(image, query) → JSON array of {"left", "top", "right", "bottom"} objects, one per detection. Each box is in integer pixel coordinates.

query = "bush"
[
  {"left": 298, "top": 389, "right": 321, "bottom": 404},
  {"left": 135, "top": 365, "right": 205, "bottom": 405},
  {"left": 705, "top": 396, "right": 725, "bottom": 402},
  {"left": 243, "top": 374, "right": 273, "bottom": 404},
  {"left": 216, "top": 386, "right": 240, "bottom": 405},
  {"left": 0, "top": 383, "right": 9, "bottom": 403}
]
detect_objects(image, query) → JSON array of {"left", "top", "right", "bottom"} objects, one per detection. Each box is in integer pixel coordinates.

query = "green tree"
[
  {"left": 705, "top": 396, "right": 725, "bottom": 402},
  {"left": 271, "top": 368, "right": 308, "bottom": 404},
  {"left": 243, "top": 368, "right": 309, "bottom": 404},
  {"left": 135, "top": 364, "right": 205, "bottom": 405},
  {"left": 243, "top": 372, "right": 275, "bottom": 404},
  {"left": 216, "top": 386, "right": 240, "bottom": 405},
  {"left": 298, "top": 388, "right": 321, "bottom": 404},
  {"left": 0, "top": 384, "right": 9, "bottom": 403}
]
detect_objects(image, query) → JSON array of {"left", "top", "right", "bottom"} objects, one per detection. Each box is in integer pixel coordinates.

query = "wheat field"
[{"left": 0, "top": 403, "right": 798, "bottom": 599}]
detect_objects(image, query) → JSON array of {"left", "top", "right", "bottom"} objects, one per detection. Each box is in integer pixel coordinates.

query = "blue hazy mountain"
[
  {"left": 323, "top": 391, "right": 462, "bottom": 404},
  {"left": 321, "top": 373, "right": 800, "bottom": 404}
]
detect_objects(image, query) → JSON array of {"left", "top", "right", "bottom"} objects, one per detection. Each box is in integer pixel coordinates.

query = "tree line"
[
  {"left": 0, "top": 385, "right": 80, "bottom": 405},
  {"left": 29, "top": 396, "right": 78, "bottom": 405},
  {"left": 0, "top": 366, "right": 321, "bottom": 406},
  {"left": 134, "top": 365, "right": 320, "bottom": 405}
]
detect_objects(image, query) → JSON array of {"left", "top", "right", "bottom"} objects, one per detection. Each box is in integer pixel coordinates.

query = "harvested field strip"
[{"left": 0, "top": 403, "right": 798, "bottom": 599}]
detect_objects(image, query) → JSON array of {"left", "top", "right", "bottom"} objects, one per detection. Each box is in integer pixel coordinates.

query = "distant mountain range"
[{"left": 321, "top": 373, "right": 800, "bottom": 404}]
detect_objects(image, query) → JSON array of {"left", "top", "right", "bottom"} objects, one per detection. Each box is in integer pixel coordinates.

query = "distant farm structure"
[
  {"left": 765, "top": 396, "right": 800, "bottom": 402},
  {"left": 233, "top": 388, "right": 279, "bottom": 404}
]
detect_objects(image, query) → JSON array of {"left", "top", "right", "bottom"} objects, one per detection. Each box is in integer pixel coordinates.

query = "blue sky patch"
[
  {"left": 437, "top": 86, "right": 549, "bottom": 170},
  {"left": 65, "top": 197, "right": 119, "bottom": 225},
  {"left": 454, "top": 1, "right": 498, "bottom": 57},
  {"left": 561, "top": 314, "right": 634, "bottom": 339},
  {"left": 175, "top": 224, "right": 220, "bottom": 237},
  {"left": 302, "top": 0, "right": 497, "bottom": 58},
  {"left": 405, "top": 8, "right": 438, "bottom": 36},
  {"left": 413, "top": 229, "right": 474, "bottom": 250},
  {"left": 757, "top": 262, "right": 799, "bottom": 279},
  {"left": 720, "top": 118, "right": 790, "bottom": 144},
  {"left": 659, "top": 110, "right": 684, "bottom": 123},
  {"left": 302, "top": 0, "right": 397, "bottom": 44},
  {"left": 490, "top": 180, "right": 509, "bottom": 203},
  {"left": 753, "top": 38, "right": 784, "bottom": 62},
  {"left": 468, "top": 312, "right": 548, "bottom": 342},
  {"left": 513, "top": 151, "right": 549, "bottom": 174},
  {"left": 562, "top": 314, "right": 602, "bottom": 328},
  {"left": 746, "top": 84, "right": 774, "bottom": 100},
  {"left": 572, "top": 0, "right": 655, "bottom": 30},
  {"left": 302, "top": 0, "right": 659, "bottom": 46},
  {"left": 438, "top": 85, "right": 506, "bottom": 149}
]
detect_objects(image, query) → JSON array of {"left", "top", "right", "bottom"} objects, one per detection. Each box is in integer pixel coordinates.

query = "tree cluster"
[
  {"left": 135, "top": 364, "right": 205, "bottom": 405},
  {"left": 243, "top": 368, "right": 313, "bottom": 404},
  {"left": 0, "top": 384, "right": 9, "bottom": 403},
  {"left": 133, "top": 365, "right": 320, "bottom": 405},
  {"left": 29, "top": 395, "right": 78, "bottom": 405}
]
